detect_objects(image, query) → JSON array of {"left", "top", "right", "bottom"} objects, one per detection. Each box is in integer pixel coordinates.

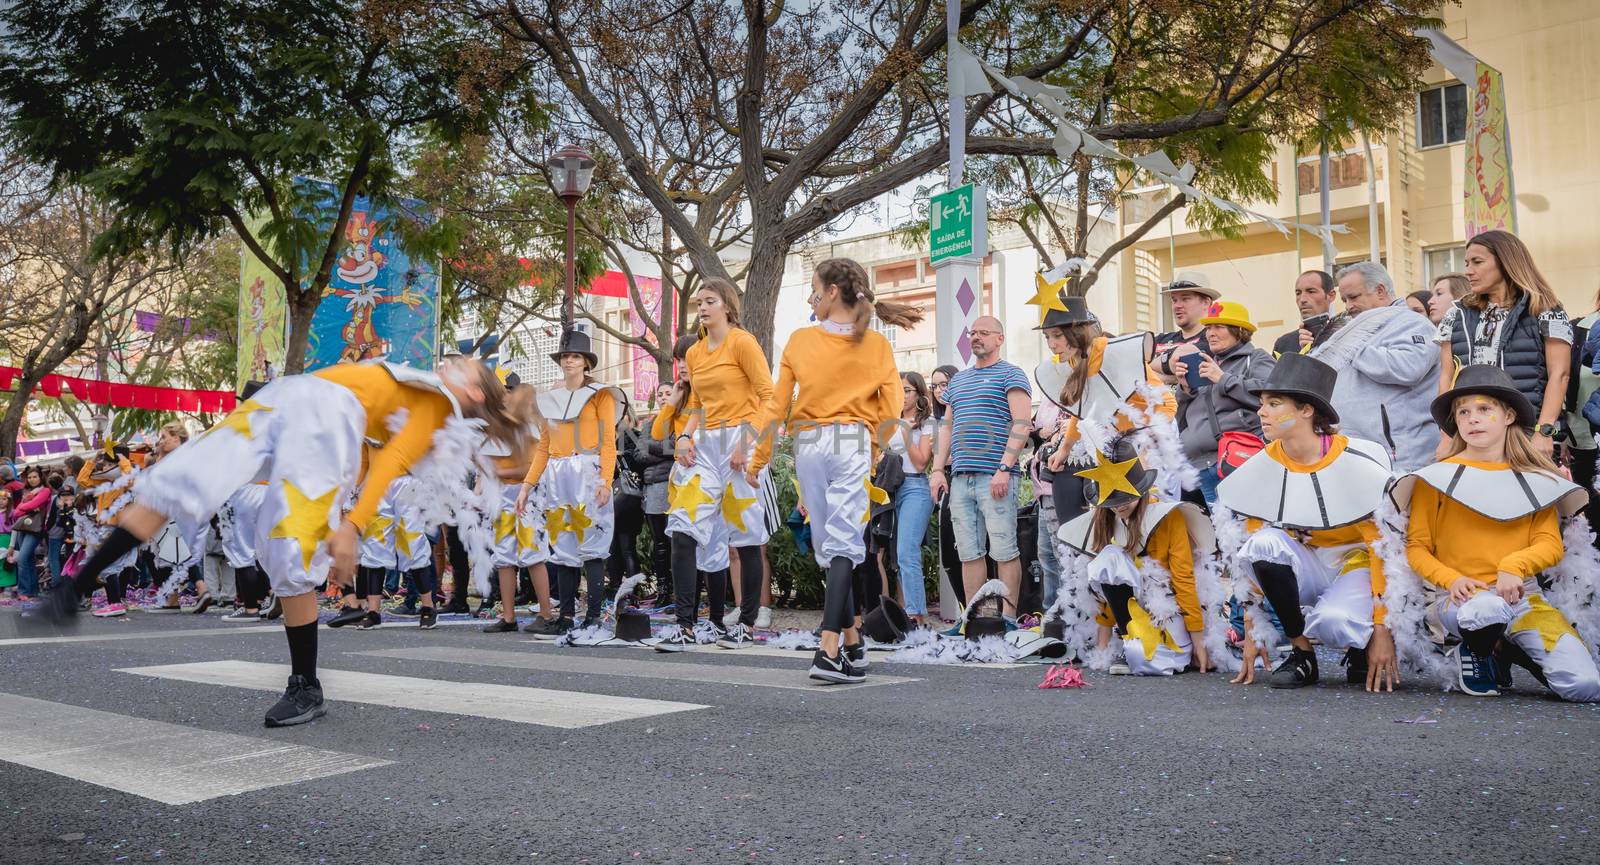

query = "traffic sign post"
[{"left": 931, "top": 183, "right": 986, "bottom": 370}]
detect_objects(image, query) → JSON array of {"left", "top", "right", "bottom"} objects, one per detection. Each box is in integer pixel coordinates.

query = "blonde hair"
[
  {"left": 1444, "top": 394, "right": 1561, "bottom": 477},
  {"left": 1462, "top": 230, "right": 1562, "bottom": 316},
  {"left": 160, "top": 422, "right": 188, "bottom": 443},
  {"left": 814, "top": 257, "right": 924, "bottom": 342}
]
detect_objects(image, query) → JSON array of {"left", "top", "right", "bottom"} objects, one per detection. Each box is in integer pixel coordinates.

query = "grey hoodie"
[
  {"left": 1309, "top": 298, "right": 1439, "bottom": 471},
  {"left": 1175, "top": 341, "right": 1277, "bottom": 469}
]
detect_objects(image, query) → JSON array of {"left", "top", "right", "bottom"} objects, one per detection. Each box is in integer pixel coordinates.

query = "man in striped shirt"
[{"left": 929, "top": 316, "right": 1033, "bottom": 617}]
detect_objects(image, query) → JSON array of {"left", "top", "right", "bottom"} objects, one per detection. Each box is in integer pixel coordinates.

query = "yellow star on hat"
[
  {"left": 668, "top": 474, "right": 715, "bottom": 520},
  {"left": 1074, "top": 449, "right": 1143, "bottom": 506},
  {"left": 269, "top": 480, "right": 340, "bottom": 571},
  {"left": 1026, "top": 272, "right": 1070, "bottom": 325},
  {"left": 566, "top": 503, "right": 594, "bottom": 544},
  {"left": 101, "top": 438, "right": 122, "bottom": 458},
  {"left": 205, "top": 399, "right": 273, "bottom": 440},
  {"left": 722, "top": 482, "right": 758, "bottom": 533},
  {"left": 861, "top": 476, "right": 891, "bottom": 524}
]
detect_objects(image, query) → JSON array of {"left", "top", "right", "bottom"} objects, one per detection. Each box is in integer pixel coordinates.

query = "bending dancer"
[
  {"left": 752, "top": 257, "right": 919, "bottom": 683},
  {"left": 47, "top": 357, "right": 521, "bottom": 727},
  {"left": 1215, "top": 354, "right": 1399, "bottom": 692},
  {"left": 657, "top": 279, "right": 774, "bottom": 652},
  {"left": 1395, "top": 365, "right": 1599, "bottom": 701},
  {"left": 515, "top": 329, "right": 624, "bottom": 634}
]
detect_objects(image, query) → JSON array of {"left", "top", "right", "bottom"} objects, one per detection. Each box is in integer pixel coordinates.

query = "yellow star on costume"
[
  {"left": 1026, "top": 272, "right": 1070, "bottom": 325},
  {"left": 1125, "top": 598, "right": 1182, "bottom": 661},
  {"left": 268, "top": 480, "right": 341, "bottom": 572},
  {"left": 1074, "top": 450, "right": 1143, "bottom": 505},
  {"left": 496, "top": 509, "right": 535, "bottom": 548},
  {"left": 792, "top": 476, "right": 808, "bottom": 524},
  {"left": 668, "top": 474, "right": 715, "bottom": 520},
  {"left": 544, "top": 506, "right": 570, "bottom": 542},
  {"left": 861, "top": 476, "right": 891, "bottom": 524},
  {"left": 206, "top": 399, "right": 274, "bottom": 440},
  {"left": 363, "top": 514, "right": 393, "bottom": 542},
  {"left": 566, "top": 504, "right": 594, "bottom": 544},
  {"left": 722, "top": 483, "right": 758, "bottom": 533},
  {"left": 1510, "top": 595, "right": 1582, "bottom": 653},
  {"left": 394, "top": 519, "right": 423, "bottom": 553}
]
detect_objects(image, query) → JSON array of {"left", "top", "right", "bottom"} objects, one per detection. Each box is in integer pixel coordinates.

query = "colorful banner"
[
  {"left": 0, "top": 366, "right": 237, "bottom": 414},
  {"left": 1464, "top": 61, "right": 1515, "bottom": 238},
  {"left": 236, "top": 214, "right": 289, "bottom": 385},
  {"left": 628, "top": 275, "right": 668, "bottom": 403},
  {"left": 303, "top": 184, "right": 439, "bottom": 372}
]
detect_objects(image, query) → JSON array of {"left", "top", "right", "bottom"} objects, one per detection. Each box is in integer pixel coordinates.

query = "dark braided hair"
[{"left": 814, "top": 257, "right": 925, "bottom": 342}]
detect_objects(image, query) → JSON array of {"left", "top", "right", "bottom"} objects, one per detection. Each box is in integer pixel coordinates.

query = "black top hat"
[
  {"left": 550, "top": 329, "right": 599, "bottom": 370},
  {"left": 1431, "top": 364, "right": 1537, "bottom": 435},
  {"left": 1247, "top": 352, "right": 1339, "bottom": 424},
  {"left": 1034, "top": 295, "right": 1097, "bottom": 331},
  {"left": 1077, "top": 434, "right": 1156, "bottom": 508},
  {"left": 238, "top": 380, "right": 267, "bottom": 402}
]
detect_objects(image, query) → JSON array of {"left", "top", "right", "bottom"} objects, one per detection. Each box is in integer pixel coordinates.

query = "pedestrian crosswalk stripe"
[
  {"left": 517, "top": 640, "right": 1027, "bottom": 669},
  {"left": 0, "top": 625, "right": 283, "bottom": 647},
  {"left": 0, "top": 692, "right": 390, "bottom": 805},
  {"left": 352, "top": 646, "right": 921, "bottom": 691},
  {"left": 117, "top": 661, "right": 707, "bottom": 729}
]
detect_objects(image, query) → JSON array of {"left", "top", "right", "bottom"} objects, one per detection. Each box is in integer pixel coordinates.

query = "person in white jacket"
[{"left": 1309, "top": 262, "right": 1440, "bottom": 471}]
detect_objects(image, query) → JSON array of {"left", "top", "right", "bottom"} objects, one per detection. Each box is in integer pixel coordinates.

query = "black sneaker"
[
  {"left": 1341, "top": 647, "right": 1368, "bottom": 685},
  {"left": 263, "top": 675, "right": 326, "bottom": 727},
  {"left": 482, "top": 618, "right": 519, "bottom": 633},
  {"left": 327, "top": 606, "right": 367, "bottom": 628},
  {"left": 1270, "top": 647, "right": 1319, "bottom": 689},
  {"left": 389, "top": 604, "right": 420, "bottom": 619},
  {"left": 808, "top": 649, "right": 865, "bottom": 684},
  {"left": 261, "top": 595, "right": 283, "bottom": 620},
  {"left": 654, "top": 625, "right": 694, "bottom": 653},
  {"left": 356, "top": 611, "right": 382, "bottom": 630},
  {"left": 419, "top": 607, "right": 437, "bottom": 630},
  {"left": 530, "top": 617, "right": 574, "bottom": 641},
  {"left": 717, "top": 623, "right": 755, "bottom": 649},
  {"left": 844, "top": 642, "right": 871, "bottom": 670},
  {"left": 442, "top": 599, "right": 471, "bottom": 615},
  {"left": 222, "top": 607, "right": 260, "bottom": 623},
  {"left": 1495, "top": 640, "right": 1541, "bottom": 689},
  {"left": 191, "top": 592, "right": 216, "bottom": 614}
]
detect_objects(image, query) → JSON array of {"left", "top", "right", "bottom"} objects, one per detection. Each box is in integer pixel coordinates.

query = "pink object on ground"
[{"left": 1037, "top": 664, "right": 1088, "bottom": 689}]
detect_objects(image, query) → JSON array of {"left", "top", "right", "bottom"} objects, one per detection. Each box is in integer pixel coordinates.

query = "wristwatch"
[{"left": 1536, "top": 423, "right": 1558, "bottom": 438}]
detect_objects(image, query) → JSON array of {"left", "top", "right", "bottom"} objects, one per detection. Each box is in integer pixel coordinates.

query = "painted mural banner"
[
  {"left": 628, "top": 274, "right": 668, "bottom": 403},
  {"left": 1464, "top": 61, "right": 1515, "bottom": 237},
  {"left": 236, "top": 213, "right": 289, "bottom": 385}
]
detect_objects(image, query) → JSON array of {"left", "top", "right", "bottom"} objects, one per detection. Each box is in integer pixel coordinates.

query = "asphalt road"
[{"left": 1, "top": 608, "right": 1596, "bottom": 865}]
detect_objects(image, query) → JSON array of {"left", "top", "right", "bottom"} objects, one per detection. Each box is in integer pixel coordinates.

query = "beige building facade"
[{"left": 1114, "top": 0, "right": 1600, "bottom": 341}]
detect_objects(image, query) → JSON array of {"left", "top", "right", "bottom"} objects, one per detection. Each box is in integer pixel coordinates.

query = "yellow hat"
[{"left": 1199, "top": 300, "right": 1255, "bottom": 333}]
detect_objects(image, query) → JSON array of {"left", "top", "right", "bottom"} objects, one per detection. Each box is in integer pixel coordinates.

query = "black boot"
[
  {"left": 1341, "top": 647, "right": 1368, "bottom": 685},
  {"left": 1271, "top": 646, "right": 1319, "bottom": 689}
]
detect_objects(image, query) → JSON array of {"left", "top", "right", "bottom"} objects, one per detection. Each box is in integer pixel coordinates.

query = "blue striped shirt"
[{"left": 945, "top": 361, "right": 1032, "bottom": 475}]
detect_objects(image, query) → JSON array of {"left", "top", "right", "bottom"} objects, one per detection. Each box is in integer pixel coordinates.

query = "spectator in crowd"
[
  {"left": 608, "top": 401, "right": 647, "bottom": 595},
  {"left": 1405, "top": 291, "right": 1432, "bottom": 317},
  {"left": 928, "top": 363, "right": 962, "bottom": 610},
  {"left": 0, "top": 488, "right": 14, "bottom": 595},
  {"left": 46, "top": 479, "right": 74, "bottom": 582},
  {"left": 1436, "top": 230, "right": 1572, "bottom": 460},
  {"left": 1030, "top": 389, "right": 1063, "bottom": 612},
  {"left": 1307, "top": 261, "right": 1440, "bottom": 471},
  {"left": 1569, "top": 291, "right": 1600, "bottom": 552},
  {"left": 1174, "top": 302, "right": 1276, "bottom": 505},
  {"left": 9, "top": 465, "right": 52, "bottom": 600},
  {"left": 1271, "top": 270, "right": 1338, "bottom": 357},
  {"left": 62, "top": 455, "right": 84, "bottom": 493},
  {"left": 885, "top": 372, "right": 935, "bottom": 626},
  {"left": 930, "top": 316, "right": 1033, "bottom": 619},
  {"left": 1153, "top": 273, "right": 1219, "bottom": 383},
  {"left": 1427, "top": 273, "right": 1470, "bottom": 325}
]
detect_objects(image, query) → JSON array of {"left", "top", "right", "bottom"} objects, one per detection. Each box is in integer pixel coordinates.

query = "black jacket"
[{"left": 638, "top": 416, "right": 677, "bottom": 486}]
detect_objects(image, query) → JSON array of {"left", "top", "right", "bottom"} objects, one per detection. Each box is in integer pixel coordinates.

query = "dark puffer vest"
[{"left": 1446, "top": 293, "right": 1550, "bottom": 411}]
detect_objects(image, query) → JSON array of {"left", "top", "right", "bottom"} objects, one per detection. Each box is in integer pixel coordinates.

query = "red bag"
[{"left": 1216, "top": 430, "right": 1264, "bottom": 478}]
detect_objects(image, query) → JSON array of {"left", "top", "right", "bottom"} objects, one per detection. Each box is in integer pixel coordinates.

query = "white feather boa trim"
[
  {"left": 1545, "top": 517, "right": 1600, "bottom": 667},
  {"left": 396, "top": 415, "right": 501, "bottom": 598},
  {"left": 1371, "top": 499, "right": 1455, "bottom": 689}
]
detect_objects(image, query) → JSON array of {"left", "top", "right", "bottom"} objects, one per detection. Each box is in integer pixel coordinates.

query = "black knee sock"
[
  {"left": 557, "top": 565, "right": 581, "bottom": 619},
  {"left": 1250, "top": 560, "right": 1305, "bottom": 639},
  {"left": 671, "top": 533, "right": 700, "bottom": 629},
  {"left": 285, "top": 621, "right": 318, "bottom": 682},
  {"left": 736, "top": 545, "right": 763, "bottom": 626},
  {"left": 582, "top": 558, "right": 605, "bottom": 620},
  {"left": 821, "top": 556, "right": 855, "bottom": 634},
  {"left": 706, "top": 568, "right": 729, "bottom": 624},
  {"left": 1100, "top": 584, "right": 1135, "bottom": 634},
  {"left": 1462, "top": 623, "right": 1506, "bottom": 659},
  {"left": 72, "top": 527, "right": 142, "bottom": 600}
]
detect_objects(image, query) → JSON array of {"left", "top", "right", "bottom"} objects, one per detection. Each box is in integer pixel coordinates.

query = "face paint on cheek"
[{"left": 1276, "top": 417, "right": 1297, "bottom": 431}]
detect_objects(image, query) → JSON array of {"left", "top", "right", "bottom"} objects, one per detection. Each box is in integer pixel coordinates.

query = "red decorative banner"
[{"left": 0, "top": 366, "right": 237, "bottom": 414}]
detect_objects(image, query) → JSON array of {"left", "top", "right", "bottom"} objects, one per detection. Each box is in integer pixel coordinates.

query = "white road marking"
[
  {"left": 117, "top": 661, "right": 707, "bottom": 729},
  {"left": 351, "top": 646, "right": 920, "bottom": 691},
  {"left": 519, "top": 639, "right": 1027, "bottom": 669},
  {"left": 0, "top": 693, "right": 390, "bottom": 805}
]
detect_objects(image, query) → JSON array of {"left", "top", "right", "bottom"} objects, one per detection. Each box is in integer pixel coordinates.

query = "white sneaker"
[
  {"left": 755, "top": 606, "right": 772, "bottom": 630},
  {"left": 721, "top": 608, "right": 741, "bottom": 630},
  {"left": 1108, "top": 662, "right": 1131, "bottom": 675}
]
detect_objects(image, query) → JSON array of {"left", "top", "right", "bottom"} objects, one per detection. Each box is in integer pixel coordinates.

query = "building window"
[
  {"left": 1417, "top": 83, "right": 1467, "bottom": 149},
  {"left": 1296, "top": 152, "right": 1369, "bottom": 194},
  {"left": 871, "top": 318, "right": 898, "bottom": 347},
  {"left": 1425, "top": 246, "right": 1467, "bottom": 282}
]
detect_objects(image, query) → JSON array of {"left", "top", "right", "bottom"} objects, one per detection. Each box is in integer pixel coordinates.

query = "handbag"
[
  {"left": 1215, "top": 430, "right": 1265, "bottom": 478},
  {"left": 13, "top": 510, "right": 42, "bottom": 534}
]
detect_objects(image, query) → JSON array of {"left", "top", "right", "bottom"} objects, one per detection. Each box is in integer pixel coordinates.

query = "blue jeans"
[
  {"left": 893, "top": 475, "right": 934, "bottom": 615},
  {"left": 1197, "top": 464, "right": 1222, "bottom": 506},
  {"left": 1035, "top": 495, "right": 1061, "bottom": 609},
  {"left": 947, "top": 472, "right": 1020, "bottom": 562},
  {"left": 12, "top": 532, "right": 40, "bottom": 596},
  {"left": 46, "top": 537, "right": 63, "bottom": 582}
]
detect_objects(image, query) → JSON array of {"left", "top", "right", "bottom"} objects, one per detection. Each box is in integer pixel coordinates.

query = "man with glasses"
[
  {"left": 1153, "top": 272, "right": 1220, "bottom": 384},
  {"left": 929, "top": 316, "right": 1032, "bottom": 624}
]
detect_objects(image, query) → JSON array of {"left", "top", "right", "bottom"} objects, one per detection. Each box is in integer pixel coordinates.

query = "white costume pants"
[
  {"left": 493, "top": 482, "right": 550, "bottom": 569},
  {"left": 666, "top": 425, "right": 771, "bottom": 572},
  {"left": 792, "top": 422, "right": 872, "bottom": 568},
  {"left": 218, "top": 484, "right": 266, "bottom": 570},
  {"left": 542, "top": 454, "right": 614, "bottom": 567},
  {"left": 1240, "top": 527, "right": 1375, "bottom": 651},
  {"left": 134, "top": 375, "right": 366, "bottom": 597},
  {"left": 1086, "top": 546, "right": 1192, "bottom": 676},
  {"left": 1443, "top": 588, "right": 1600, "bottom": 703}
]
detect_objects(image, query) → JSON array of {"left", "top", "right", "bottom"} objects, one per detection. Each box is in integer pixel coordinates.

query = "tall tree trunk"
[
  {"left": 0, "top": 379, "right": 35, "bottom": 459},
  {"left": 741, "top": 234, "right": 787, "bottom": 361},
  {"left": 282, "top": 281, "right": 319, "bottom": 375}
]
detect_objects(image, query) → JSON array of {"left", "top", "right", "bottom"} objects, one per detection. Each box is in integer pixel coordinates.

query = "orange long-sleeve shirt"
[
  {"left": 684, "top": 329, "right": 773, "bottom": 428},
  {"left": 1145, "top": 509, "right": 1203, "bottom": 633},
  {"left": 1405, "top": 459, "right": 1564, "bottom": 590},
  {"left": 523, "top": 389, "right": 617, "bottom": 487},
  {"left": 77, "top": 456, "right": 135, "bottom": 523},
  {"left": 651, "top": 403, "right": 689, "bottom": 442},
  {"left": 1060, "top": 336, "right": 1177, "bottom": 450},
  {"left": 752, "top": 326, "right": 900, "bottom": 473},
  {"left": 313, "top": 363, "right": 455, "bottom": 531}
]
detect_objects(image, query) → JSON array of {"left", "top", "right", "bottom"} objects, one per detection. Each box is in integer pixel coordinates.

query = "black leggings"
[
  {"left": 821, "top": 556, "right": 855, "bottom": 634},
  {"left": 554, "top": 560, "right": 605, "bottom": 621},
  {"left": 1251, "top": 560, "right": 1306, "bottom": 640},
  {"left": 671, "top": 533, "right": 727, "bottom": 629},
  {"left": 607, "top": 493, "right": 644, "bottom": 593},
  {"left": 937, "top": 503, "right": 963, "bottom": 608},
  {"left": 444, "top": 525, "right": 471, "bottom": 598},
  {"left": 234, "top": 564, "right": 268, "bottom": 609},
  {"left": 646, "top": 513, "right": 670, "bottom": 585},
  {"left": 354, "top": 566, "right": 386, "bottom": 601},
  {"left": 103, "top": 566, "right": 136, "bottom": 605}
]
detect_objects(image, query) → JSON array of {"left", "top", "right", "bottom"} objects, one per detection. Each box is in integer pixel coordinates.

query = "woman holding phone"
[{"left": 1172, "top": 301, "right": 1276, "bottom": 507}]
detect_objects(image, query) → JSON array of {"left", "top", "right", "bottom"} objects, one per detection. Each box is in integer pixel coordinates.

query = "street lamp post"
[{"left": 546, "top": 143, "right": 596, "bottom": 330}]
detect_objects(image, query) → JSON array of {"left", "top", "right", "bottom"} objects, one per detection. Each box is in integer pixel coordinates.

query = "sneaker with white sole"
[
  {"left": 717, "top": 623, "right": 755, "bottom": 649},
  {"left": 93, "top": 603, "right": 127, "bottom": 618},
  {"left": 808, "top": 649, "right": 865, "bottom": 684},
  {"left": 721, "top": 608, "right": 741, "bottom": 630},
  {"left": 1108, "top": 662, "right": 1131, "bottom": 675},
  {"left": 191, "top": 592, "right": 215, "bottom": 614},
  {"left": 261, "top": 595, "right": 282, "bottom": 620},
  {"left": 222, "top": 607, "right": 260, "bottom": 622},
  {"left": 755, "top": 606, "right": 772, "bottom": 630},
  {"left": 1451, "top": 644, "right": 1501, "bottom": 697},
  {"left": 844, "top": 642, "right": 871, "bottom": 670},
  {"left": 654, "top": 625, "right": 695, "bottom": 653}
]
